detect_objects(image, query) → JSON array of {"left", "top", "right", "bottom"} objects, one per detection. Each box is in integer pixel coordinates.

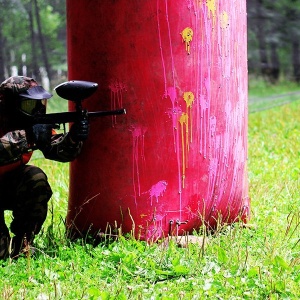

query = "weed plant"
[{"left": 0, "top": 82, "right": 300, "bottom": 299}]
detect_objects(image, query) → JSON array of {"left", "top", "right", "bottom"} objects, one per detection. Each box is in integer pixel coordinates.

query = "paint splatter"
[
  {"left": 130, "top": 125, "right": 147, "bottom": 202},
  {"left": 165, "top": 87, "right": 181, "bottom": 141},
  {"left": 165, "top": 90, "right": 195, "bottom": 189},
  {"left": 148, "top": 180, "right": 168, "bottom": 205},
  {"left": 109, "top": 79, "right": 127, "bottom": 126},
  {"left": 221, "top": 11, "right": 229, "bottom": 29},
  {"left": 183, "top": 91, "right": 194, "bottom": 108},
  {"left": 206, "top": 0, "right": 216, "bottom": 18},
  {"left": 177, "top": 91, "right": 195, "bottom": 187},
  {"left": 183, "top": 91, "right": 195, "bottom": 143},
  {"left": 179, "top": 113, "right": 189, "bottom": 188},
  {"left": 164, "top": 87, "right": 177, "bottom": 107},
  {"left": 164, "top": 86, "right": 183, "bottom": 200},
  {"left": 166, "top": 107, "right": 182, "bottom": 131},
  {"left": 180, "top": 27, "right": 193, "bottom": 54}
]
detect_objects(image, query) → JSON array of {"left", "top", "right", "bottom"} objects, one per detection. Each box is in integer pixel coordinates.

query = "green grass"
[
  {"left": 249, "top": 77, "right": 300, "bottom": 113},
  {"left": 1, "top": 81, "right": 300, "bottom": 299},
  {"left": 248, "top": 77, "right": 300, "bottom": 98}
]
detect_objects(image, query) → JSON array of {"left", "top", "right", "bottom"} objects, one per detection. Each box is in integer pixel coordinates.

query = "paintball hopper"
[{"left": 54, "top": 80, "right": 98, "bottom": 101}]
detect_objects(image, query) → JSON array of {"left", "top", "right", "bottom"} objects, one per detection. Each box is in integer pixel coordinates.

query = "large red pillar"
[{"left": 66, "top": 0, "right": 249, "bottom": 240}]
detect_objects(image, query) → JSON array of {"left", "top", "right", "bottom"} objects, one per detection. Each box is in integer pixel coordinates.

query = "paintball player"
[{"left": 0, "top": 76, "right": 89, "bottom": 259}]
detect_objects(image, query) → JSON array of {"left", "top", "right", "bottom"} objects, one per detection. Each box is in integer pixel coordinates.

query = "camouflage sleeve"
[
  {"left": 42, "top": 133, "right": 83, "bottom": 163},
  {"left": 0, "top": 130, "right": 30, "bottom": 165}
]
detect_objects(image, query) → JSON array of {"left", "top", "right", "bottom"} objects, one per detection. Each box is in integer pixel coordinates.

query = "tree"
[
  {"left": 0, "top": 0, "right": 66, "bottom": 86},
  {"left": 24, "top": 0, "right": 40, "bottom": 80},
  {"left": 281, "top": 0, "right": 300, "bottom": 83},
  {"left": 247, "top": 0, "right": 300, "bottom": 83},
  {"left": 34, "top": 0, "right": 51, "bottom": 81},
  {"left": 0, "top": 0, "right": 17, "bottom": 81},
  {"left": 0, "top": 17, "right": 5, "bottom": 82}
]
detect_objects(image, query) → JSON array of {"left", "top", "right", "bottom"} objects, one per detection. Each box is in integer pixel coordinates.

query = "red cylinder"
[{"left": 66, "top": 0, "right": 249, "bottom": 240}]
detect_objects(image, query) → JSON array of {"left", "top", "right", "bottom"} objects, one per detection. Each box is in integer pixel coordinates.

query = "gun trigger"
[{"left": 83, "top": 110, "right": 88, "bottom": 119}]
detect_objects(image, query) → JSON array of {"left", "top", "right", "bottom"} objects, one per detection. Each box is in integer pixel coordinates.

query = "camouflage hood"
[
  {"left": 0, "top": 76, "right": 51, "bottom": 134},
  {"left": 0, "top": 76, "right": 39, "bottom": 97}
]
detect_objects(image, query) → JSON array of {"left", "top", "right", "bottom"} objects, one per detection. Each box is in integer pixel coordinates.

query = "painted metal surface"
[{"left": 66, "top": 0, "right": 249, "bottom": 240}]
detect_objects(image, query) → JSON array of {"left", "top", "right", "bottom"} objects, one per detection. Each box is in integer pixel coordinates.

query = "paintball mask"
[
  {"left": 18, "top": 86, "right": 52, "bottom": 116},
  {"left": 0, "top": 76, "right": 52, "bottom": 117}
]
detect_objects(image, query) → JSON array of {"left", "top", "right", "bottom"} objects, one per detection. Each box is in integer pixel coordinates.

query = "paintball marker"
[{"left": 26, "top": 80, "right": 126, "bottom": 131}]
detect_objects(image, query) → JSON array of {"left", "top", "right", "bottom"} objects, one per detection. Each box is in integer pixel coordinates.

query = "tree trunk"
[
  {"left": 270, "top": 41, "right": 280, "bottom": 83},
  {"left": 0, "top": 20, "right": 5, "bottom": 82},
  {"left": 26, "top": 0, "right": 40, "bottom": 81},
  {"left": 292, "top": 41, "right": 300, "bottom": 83},
  {"left": 286, "top": 3, "right": 300, "bottom": 83},
  {"left": 33, "top": 0, "right": 51, "bottom": 83},
  {"left": 254, "top": 0, "right": 270, "bottom": 79}
]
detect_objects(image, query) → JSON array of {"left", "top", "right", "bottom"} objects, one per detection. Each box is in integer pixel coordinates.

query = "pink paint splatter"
[
  {"left": 166, "top": 107, "right": 182, "bottom": 130},
  {"left": 156, "top": 0, "right": 167, "bottom": 94},
  {"left": 130, "top": 125, "right": 147, "bottom": 203},
  {"left": 148, "top": 180, "right": 168, "bottom": 206},
  {"left": 164, "top": 87, "right": 181, "bottom": 141},
  {"left": 164, "top": 87, "right": 182, "bottom": 197},
  {"left": 164, "top": 86, "right": 177, "bottom": 105},
  {"left": 109, "top": 79, "right": 127, "bottom": 126}
]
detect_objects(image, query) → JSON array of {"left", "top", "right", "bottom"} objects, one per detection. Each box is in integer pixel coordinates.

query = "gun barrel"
[
  {"left": 88, "top": 108, "right": 126, "bottom": 117},
  {"left": 33, "top": 108, "right": 126, "bottom": 125}
]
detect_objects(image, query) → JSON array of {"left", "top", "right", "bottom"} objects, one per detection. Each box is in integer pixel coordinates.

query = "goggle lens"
[{"left": 20, "top": 99, "right": 47, "bottom": 115}]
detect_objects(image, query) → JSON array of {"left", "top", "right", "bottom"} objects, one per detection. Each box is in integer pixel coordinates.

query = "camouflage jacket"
[{"left": 0, "top": 129, "right": 82, "bottom": 177}]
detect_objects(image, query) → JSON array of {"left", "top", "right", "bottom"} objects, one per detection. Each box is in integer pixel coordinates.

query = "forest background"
[{"left": 1, "top": 0, "right": 300, "bottom": 87}]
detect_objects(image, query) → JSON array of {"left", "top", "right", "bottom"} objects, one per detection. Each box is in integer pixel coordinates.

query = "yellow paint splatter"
[
  {"left": 183, "top": 91, "right": 195, "bottom": 143},
  {"left": 179, "top": 113, "right": 189, "bottom": 188},
  {"left": 221, "top": 11, "right": 229, "bottom": 29},
  {"left": 178, "top": 92, "right": 195, "bottom": 188},
  {"left": 180, "top": 27, "right": 193, "bottom": 55},
  {"left": 206, "top": 0, "right": 216, "bottom": 18},
  {"left": 183, "top": 91, "right": 194, "bottom": 108}
]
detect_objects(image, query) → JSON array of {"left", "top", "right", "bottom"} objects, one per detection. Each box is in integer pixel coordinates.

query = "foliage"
[
  {"left": 247, "top": 0, "right": 300, "bottom": 82},
  {"left": 0, "top": 0, "right": 66, "bottom": 83},
  {"left": 1, "top": 1, "right": 300, "bottom": 84},
  {"left": 0, "top": 81, "right": 300, "bottom": 298}
]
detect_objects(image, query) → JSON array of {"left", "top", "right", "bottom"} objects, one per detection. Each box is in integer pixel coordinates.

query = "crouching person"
[{"left": 0, "top": 76, "right": 89, "bottom": 259}]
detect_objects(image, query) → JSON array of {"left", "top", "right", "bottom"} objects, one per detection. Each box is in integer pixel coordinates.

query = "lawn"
[{"left": 0, "top": 80, "right": 300, "bottom": 299}]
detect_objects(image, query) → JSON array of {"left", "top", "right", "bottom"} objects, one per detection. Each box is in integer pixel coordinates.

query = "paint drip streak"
[
  {"left": 156, "top": 0, "right": 167, "bottom": 94},
  {"left": 164, "top": 0, "right": 183, "bottom": 215},
  {"left": 164, "top": 0, "right": 176, "bottom": 87}
]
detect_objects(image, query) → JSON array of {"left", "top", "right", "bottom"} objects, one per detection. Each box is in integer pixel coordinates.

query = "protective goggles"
[{"left": 19, "top": 98, "right": 47, "bottom": 116}]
